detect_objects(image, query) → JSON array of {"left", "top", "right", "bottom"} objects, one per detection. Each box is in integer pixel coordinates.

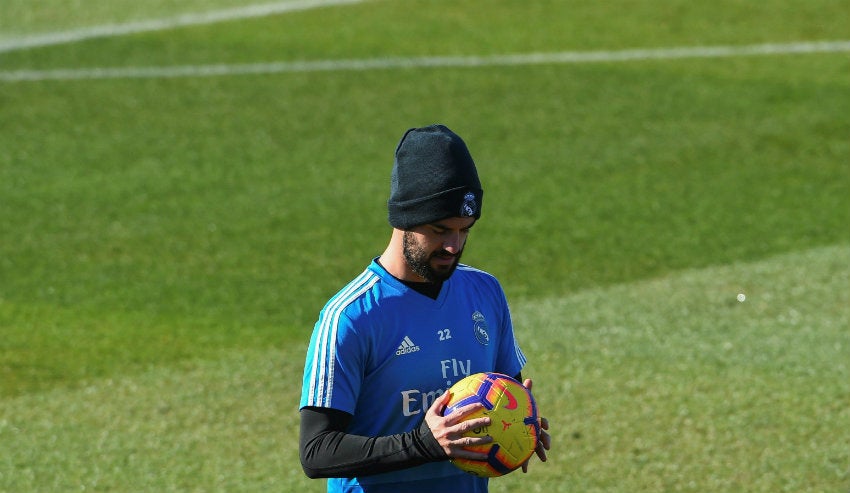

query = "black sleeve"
[{"left": 299, "top": 406, "right": 448, "bottom": 479}]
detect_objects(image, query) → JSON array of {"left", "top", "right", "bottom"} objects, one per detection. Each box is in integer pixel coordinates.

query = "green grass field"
[{"left": 2, "top": 1, "right": 849, "bottom": 491}]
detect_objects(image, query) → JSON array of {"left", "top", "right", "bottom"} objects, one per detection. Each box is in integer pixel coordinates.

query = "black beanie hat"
[{"left": 387, "top": 124, "right": 483, "bottom": 229}]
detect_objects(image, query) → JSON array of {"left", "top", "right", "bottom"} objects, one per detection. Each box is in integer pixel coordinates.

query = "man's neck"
[
  {"left": 375, "top": 256, "right": 442, "bottom": 300},
  {"left": 400, "top": 277, "right": 442, "bottom": 300},
  {"left": 378, "top": 229, "right": 424, "bottom": 282}
]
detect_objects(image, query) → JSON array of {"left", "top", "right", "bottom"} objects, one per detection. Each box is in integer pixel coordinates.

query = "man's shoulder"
[
  {"left": 322, "top": 268, "right": 380, "bottom": 309},
  {"left": 320, "top": 264, "right": 403, "bottom": 317},
  {"left": 454, "top": 263, "right": 501, "bottom": 284}
]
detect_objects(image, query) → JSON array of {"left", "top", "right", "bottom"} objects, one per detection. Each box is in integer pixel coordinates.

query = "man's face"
[{"left": 402, "top": 217, "right": 476, "bottom": 283}]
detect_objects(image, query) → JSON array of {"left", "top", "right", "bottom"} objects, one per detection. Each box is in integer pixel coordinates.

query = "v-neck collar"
[{"left": 371, "top": 257, "right": 450, "bottom": 306}]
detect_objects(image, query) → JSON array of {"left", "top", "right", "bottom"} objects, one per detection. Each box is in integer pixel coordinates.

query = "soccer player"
[{"left": 299, "top": 124, "right": 550, "bottom": 493}]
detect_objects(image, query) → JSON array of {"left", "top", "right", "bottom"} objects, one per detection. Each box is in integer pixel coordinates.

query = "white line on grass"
[
  {"left": 0, "top": 0, "right": 366, "bottom": 54},
  {"left": 3, "top": 40, "right": 850, "bottom": 82}
]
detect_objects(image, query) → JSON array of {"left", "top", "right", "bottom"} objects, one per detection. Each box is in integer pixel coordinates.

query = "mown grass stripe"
[
  {"left": 3, "top": 40, "right": 850, "bottom": 82},
  {"left": 0, "top": 0, "right": 367, "bottom": 54}
]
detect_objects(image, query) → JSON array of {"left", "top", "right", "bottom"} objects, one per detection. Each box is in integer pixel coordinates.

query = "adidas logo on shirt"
[{"left": 395, "top": 336, "right": 421, "bottom": 356}]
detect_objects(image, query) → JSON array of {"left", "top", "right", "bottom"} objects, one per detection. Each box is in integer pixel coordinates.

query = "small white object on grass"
[{"left": 737, "top": 293, "right": 746, "bottom": 303}]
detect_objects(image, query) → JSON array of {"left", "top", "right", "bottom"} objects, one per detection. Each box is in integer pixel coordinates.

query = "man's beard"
[{"left": 402, "top": 231, "right": 463, "bottom": 283}]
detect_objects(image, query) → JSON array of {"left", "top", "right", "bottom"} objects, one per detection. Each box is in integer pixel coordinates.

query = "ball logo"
[{"left": 503, "top": 388, "right": 518, "bottom": 410}]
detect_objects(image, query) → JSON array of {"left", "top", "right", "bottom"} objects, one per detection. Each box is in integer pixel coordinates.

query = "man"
[{"left": 299, "top": 124, "right": 550, "bottom": 493}]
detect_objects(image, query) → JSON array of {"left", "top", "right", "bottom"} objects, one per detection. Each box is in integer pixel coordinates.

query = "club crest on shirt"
[{"left": 472, "top": 311, "right": 489, "bottom": 346}]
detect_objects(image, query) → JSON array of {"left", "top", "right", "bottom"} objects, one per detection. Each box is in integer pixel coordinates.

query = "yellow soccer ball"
[{"left": 442, "top": 372, "right": 540, "bottom": 477}]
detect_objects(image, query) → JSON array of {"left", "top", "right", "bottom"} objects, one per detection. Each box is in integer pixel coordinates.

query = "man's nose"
[{"left": 443, "top": 233, "right": 461, "bottom": 254}]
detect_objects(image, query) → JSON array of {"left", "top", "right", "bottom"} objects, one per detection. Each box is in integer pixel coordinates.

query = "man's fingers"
[
  {"left": 452, "top": 415, "right": 491, "bottom": 436},
  {"left": 445, "top": 405, "right": 492, "bottom": 459},
  {"left": 538, "top": 417, "right": 551, "bottom": 450},
  {"left": 426, "top": 389, "right": 453, "bottom": 416},
  {"left": 449, "top": 434, "right": 493, "bottom": 460},
  {"left": 442, "top": 401, "right": 486, "bottom": 423},
  {"left": 455, "top": 434, "right": 492, "bottom": 448}
]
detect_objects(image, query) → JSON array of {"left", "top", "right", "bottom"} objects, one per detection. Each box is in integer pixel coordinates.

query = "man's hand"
[
  {"left": 521, "top": 378, "right": 551, "bottom": 473},
  {"left": 424, "top": 389, "right": 493, "bottom": 460}
]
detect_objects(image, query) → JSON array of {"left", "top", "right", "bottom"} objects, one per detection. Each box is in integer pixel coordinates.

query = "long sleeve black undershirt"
[
  {"left": 299, "top": 406, "right": 447, "bottom": 479},
  {"left": 299, "top": 373, "right": 523, "bottom": 479}
]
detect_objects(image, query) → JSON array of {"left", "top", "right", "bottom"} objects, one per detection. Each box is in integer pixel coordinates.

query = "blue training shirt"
[{"left": 300, "top": 258, "right": 526, "bottom": 493}]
